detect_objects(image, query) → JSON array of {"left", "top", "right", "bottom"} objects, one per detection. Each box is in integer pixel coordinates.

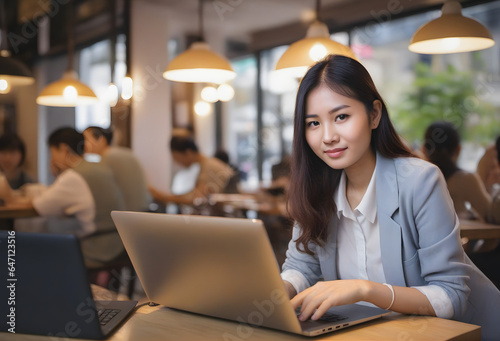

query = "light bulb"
[
  {"left": 63, "top": 85, "right": 78, "bottom": 102},
  {"left": 309, "top": 43, "right": 328, "bottom": 62},
  {"left": 201, "top": 86, "right": 218, "bottom": 103},
  {"left": 216, "top": 84, "right": 235, "bottom": 102},
  {"left": 107, "top": 83, "right": 119, "bottom": 107},
  {"left": 441, "top": 38, "right": 461, "bottom": 52},
  {"left": 121, "top": 76, "right": 133, "bottom": 100},
  {"left": 0, "top": 79, "right": 10, "bottom": 94},
  {"left": 194, "top": 100, "right": 210, "bottom": 116}
]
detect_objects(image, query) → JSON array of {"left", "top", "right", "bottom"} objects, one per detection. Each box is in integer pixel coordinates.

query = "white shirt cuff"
[
  {"left": 413, "top": 285, "right": 454, "bottom": 319},
  {"left": 281, "top": 269, "right": 310, "bottom": 294}
]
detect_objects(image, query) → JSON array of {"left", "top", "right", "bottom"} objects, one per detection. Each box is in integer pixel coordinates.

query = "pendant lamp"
[
  {"left": 275, "top": 0, "right": 357, "bottom": 79},
  {"left": 36, "top": 70, "right": 99, "bottom": 106},
  {"left": 0, "top": 0, "right": 35, "bottom": 93},
  {"left": 36, "top": 1, "right": 98, "bottom": 107},
  {"left": 163, "top": 0, "right": 235, "bottom": 84},
  {"left": 409, "top": 1, "right": 495, "bottom": 54}
]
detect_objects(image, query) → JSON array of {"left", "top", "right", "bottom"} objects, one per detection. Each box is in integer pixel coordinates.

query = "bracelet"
[{"left": 382, "top": 283, "right": 395, "bottom": 310}]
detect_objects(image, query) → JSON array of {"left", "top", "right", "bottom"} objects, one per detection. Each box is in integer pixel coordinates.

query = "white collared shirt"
[
  {"left": 335, "top": 168, "right": 384, "bottom": 283},
  {"left": 282, "top": 168, "right": 454, "bottom": 319}
]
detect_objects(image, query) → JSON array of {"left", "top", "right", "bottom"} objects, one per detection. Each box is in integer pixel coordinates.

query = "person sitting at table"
[
  {"left": 268, "top": 155, "right": 291, "bottom": 197},
  {"left": 280, "top": 54, "right": 500, "bottom": 340},
  {"left": 214, "top": 149, "right": 241, "bottom": 194},
  {"left": 149, "top": 135, "right": 234, "bottom": 206},
  {"left": 14, "top": 127, "right": 125, "bottom": 266},
  {"left": 0, "top": 133, "right": 34, "bottom": 189},
  {"left": 476, "top": 135, "right": 500, "bottom": 196},
  {"left": 83, "top": 126, "right": 151, "bottom": 212},
  {"left": 253, "top": 156, "right": 292, "bottom": 217},
  {"left": 422, "top": 121, "right": 500, "bottom": 225}
]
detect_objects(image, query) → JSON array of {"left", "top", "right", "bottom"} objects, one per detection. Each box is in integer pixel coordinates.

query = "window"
[
  {"left": 225, "top": 56, "right": 259, "bottom": 190},
  {"left": 227, "top": 33, "right": 351, "bottom": 186},
  {"left": 76, "top": 34, "right": 127, "bottom": 131},
  {"left": 351, "top": 1, "right": 500, "bottom": 171},
  {"left": 260, "top": 46, "right": 298, "bottom": 186},
  {"left": 226, "top": 1, "right": 500, "bottom": 180}
]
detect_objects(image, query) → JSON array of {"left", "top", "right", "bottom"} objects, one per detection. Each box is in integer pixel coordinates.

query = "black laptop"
[{"left": 0, "top": 231, "right": 137, "bottom": 339}]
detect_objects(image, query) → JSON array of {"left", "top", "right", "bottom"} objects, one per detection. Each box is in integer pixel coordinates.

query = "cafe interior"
[{"left": 1, "top": 0, "right": 500, "bottom": 339}]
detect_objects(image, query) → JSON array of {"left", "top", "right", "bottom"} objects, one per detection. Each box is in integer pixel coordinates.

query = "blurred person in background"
[
  {"left": 254, "top": 156, "right": 292, "bottom": 217},
  {"left": 0, "top": 133, "right": 34, "bottom": 189},
  {"left": 149, "top": 135, "right": 233, "bottom": 206},
  {"left": 12, "top": 127, "right": 125, "bottom": 267},
  {"left": 476, "top": 135, "right": 500, "bottom": 196},
  {"left": 214, "top": 149, "right": 240, "bottom": 194},
  {"left": 83, "top": 126, "right": 151, "bottom": 212},
  {"left": 423, "top": 122, "right": 500, "bottom": 287},
  {"left": 423, "top": 122, "right": 500, "bottom": 225},
  {"left": 268, "top": 155, "right": 291, "bottom": 197}
]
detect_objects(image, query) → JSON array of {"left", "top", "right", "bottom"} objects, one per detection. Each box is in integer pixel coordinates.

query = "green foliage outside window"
[{"left": 392, "top": 62, "right": 498, "bottom": 146}]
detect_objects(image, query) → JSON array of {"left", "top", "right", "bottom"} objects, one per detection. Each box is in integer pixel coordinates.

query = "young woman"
[{"left": 281, "top": 55, "right": 500, "bottom": 340}]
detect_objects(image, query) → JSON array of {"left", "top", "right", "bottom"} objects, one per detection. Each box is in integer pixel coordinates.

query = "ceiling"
[
  {"left": 140, "top": 0, "right": 461, "bottom": 51},
  {"left": 144, "top": 0, "right": 350, "bottom": 36},
  {"left": 141, "top": 0, "right": 362, "bottom": 42},
  {"left": 3, "top": 0, "right": 493, "bottom": 64}
]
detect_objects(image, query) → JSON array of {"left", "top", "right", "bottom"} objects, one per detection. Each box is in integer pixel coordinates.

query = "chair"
[{"left": 82, "top": 230, "right": 137, "bottom": 299}]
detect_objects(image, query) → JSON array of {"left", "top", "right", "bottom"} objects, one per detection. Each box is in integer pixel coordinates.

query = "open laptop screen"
[{"left": 0, "top": 231, "right": 122, "bottom": 339}]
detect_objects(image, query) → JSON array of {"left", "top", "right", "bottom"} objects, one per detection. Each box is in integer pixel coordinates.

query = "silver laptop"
[{"left": 111, "top": 211, "right": 390, "bottom": 336}]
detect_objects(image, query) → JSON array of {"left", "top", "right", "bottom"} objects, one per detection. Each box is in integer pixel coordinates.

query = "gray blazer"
[{"left": 282, "top": 153, "right": 500, "bottom": 341}]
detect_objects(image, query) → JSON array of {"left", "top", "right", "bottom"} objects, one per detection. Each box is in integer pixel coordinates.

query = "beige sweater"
[
  {"left": 447, "top": 170, "right": 500, "bottom": 224},
  {"left": 476, "top": 145, "right": 500, "bottom": 195}
]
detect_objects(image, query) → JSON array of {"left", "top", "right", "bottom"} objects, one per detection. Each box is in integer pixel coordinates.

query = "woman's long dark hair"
[
  {"left": 288, "top": 55, "right": 414, "bottom": 255},
  {"left": 423, "top": 121, "right": 460, "bottom": 179}
]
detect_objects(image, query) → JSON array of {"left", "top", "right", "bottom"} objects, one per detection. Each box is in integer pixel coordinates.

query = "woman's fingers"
[
  {"left": 293, "top": 284, "right": 332, "bottom": 321},
  {"left": 290, "top": 287, "right": 308, "bottom": 309},
  {"left": 311, "top": 299, "right": 335, "bottom": 320},
  {"left": 298, "top": 294, "right": 321, "bottom": 321},
  {"left": 290, "top": 280, "right": 367, "bottom": 321}
]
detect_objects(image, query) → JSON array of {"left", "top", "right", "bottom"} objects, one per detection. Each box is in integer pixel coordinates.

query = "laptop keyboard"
[
  {"left": 318, "top": 311, "right": 348, "bottom": 323},
  {"left": 98, "top": 309, "right": 121, "bottom": 326},
  {"left": 295, "top": 308, "right": 347, "bottom": 323}
]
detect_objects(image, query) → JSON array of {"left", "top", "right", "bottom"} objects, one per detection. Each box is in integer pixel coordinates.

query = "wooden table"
[
  {"left": 0, "top": 203, "right": 38, "bottom": 219},
  {"left": 0, "top": 202, "right": 38, "bottom": 219},
  {"left": 4, "top": 303, "right": 480, "bottom": 341},
  {"left": 0, "top": 203, "right": 38, "bottom": 231},
  {"left": 460, "top": 219, "right": 500, "bottom": 240},
  {"left": 209, "top": 193, "right": 285, "bottom": 216}
]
